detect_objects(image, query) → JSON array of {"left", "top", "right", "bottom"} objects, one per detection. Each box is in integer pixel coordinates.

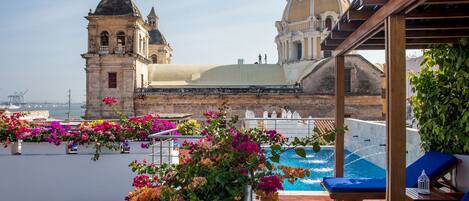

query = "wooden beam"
[
  {"left": 334, "top": 55, "right": 345, "bottom": 178},
  {"left": 360, "top": 0, "right": 389, "bottom": 6},
  {"left": 406, "top": 19, "right": 469, "bottom": 30},
  {"left": 337, "top": 21, "right": 364, "bottom": 31},
  {"left": 364, "top": 29, "right": 469, "bottom": 39},
  {"left": 333, "top": 0, "right": 420, "bottom": 56},
  {"left": 385, "top": 15, "right": 407, "bottom": 201},
  {"left": 361, "top": 38, "right": 461, "bottom": 45},
  {"left": 347, "top": 10, "right": 375, "bottom": 21},
  {"left": 423, "top": 0, "right": 469, "bottom": 5},
  {"left": 407, "top": 5, "right": 469, "bottom": 19}
]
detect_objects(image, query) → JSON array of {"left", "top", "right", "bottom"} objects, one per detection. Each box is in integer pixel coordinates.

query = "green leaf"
[
  {"left": 270, "top": 154, "right": 280, "bottom": 163},
  {"left": 295, "top": 148, "right": 306, "bottom": 158},
  {"left": 265, "top": 161, "right": 273, "bottom": 170},
  {"left": 313, "top": 143, "right": 321, "bottom": 153},
  {"left": 270, "top": 144, "right": 281, "bottom": 151}
]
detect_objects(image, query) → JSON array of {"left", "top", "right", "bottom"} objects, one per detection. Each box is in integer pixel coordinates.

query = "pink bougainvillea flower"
[
  {"left": 257, "top": 175, "right": 284, "bottom": 193},
  {"left": 132, "top": 175, "right": 152, "bottom": 188},
  {"left": 102, "top": 97, "right": 118, "bottom": 105}
]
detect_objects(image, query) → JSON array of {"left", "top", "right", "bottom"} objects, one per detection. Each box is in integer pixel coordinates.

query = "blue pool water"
[{"left": 269, "top": 147, "right": 385, "bottom": 191}]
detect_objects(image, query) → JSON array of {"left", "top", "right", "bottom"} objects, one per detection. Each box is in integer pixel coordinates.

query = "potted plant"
[{"left": 0, "top": 112, "right": 33, "bottom": 155}]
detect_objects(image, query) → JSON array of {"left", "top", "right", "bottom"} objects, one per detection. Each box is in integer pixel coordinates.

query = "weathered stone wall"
[
  {"left": 301, "top": 55, "right": 383, "bottom": 95},
  {"left": 134, "top": 94, "right": 383, "bottom": 120}
]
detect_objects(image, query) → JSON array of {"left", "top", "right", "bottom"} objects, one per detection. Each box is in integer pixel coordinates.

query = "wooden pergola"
[{"left": 322, "top": 0, "right": 469, "bottom": 200}]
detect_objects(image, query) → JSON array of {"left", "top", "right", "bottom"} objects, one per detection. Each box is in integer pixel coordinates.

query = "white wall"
[
  {"left": 454, "top": 154, "right": 469, "bottom": 192},
  {"left": 345, "top": 118, "right": 423, "bottom": 169},
  {"left": 0, "top": 142, "right": 175, "bottom": 201},
  {"left": 344, "top": 118, "right": 469, "bottom": 192}
]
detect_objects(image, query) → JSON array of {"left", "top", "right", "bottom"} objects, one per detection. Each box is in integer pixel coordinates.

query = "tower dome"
[
  {"left": 282, "top": 0, "right": 349, "bottom": 22},
  {"left": 149, "top": 29, "right": 168, "bottom": 45},
  {"left": 93, "top": 0, "right": 142, "bottom": 17}
]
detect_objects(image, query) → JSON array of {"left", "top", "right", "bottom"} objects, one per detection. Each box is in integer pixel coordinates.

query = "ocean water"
[
  {"left": 268, "top": 147, "right": 385, "bottom": 191},
  {"left": 8, "top": 103, "right": 85, "bottom": 120}
]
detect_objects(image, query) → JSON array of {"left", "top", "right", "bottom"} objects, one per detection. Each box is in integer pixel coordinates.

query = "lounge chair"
[
  {"left": 462, "top": 191, "right": 469, "bottom": 201},
  {"left": 321, "top": 151, "right": 460, "bottom": 201}
]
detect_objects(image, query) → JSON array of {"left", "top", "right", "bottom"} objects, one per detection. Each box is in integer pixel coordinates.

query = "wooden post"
[
  {"left": 385, "top": 15, "right": 406, "bottom": 201},
  {"left": 334, "top": 55, "right": 345, "bottom": 178}
]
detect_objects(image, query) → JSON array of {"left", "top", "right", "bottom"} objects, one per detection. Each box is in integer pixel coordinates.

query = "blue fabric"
[
  {"left": 322, "top": 151, "right": 458, "bottom": 192},
  {"left": 405, "top": 151, "right": 458, "bottom": 187},
  {"left": 322, "top": 177, "right": 386, "bottom": 192},
  {"left": 461, "top": 191, "right": 469, "bottom": 201}
]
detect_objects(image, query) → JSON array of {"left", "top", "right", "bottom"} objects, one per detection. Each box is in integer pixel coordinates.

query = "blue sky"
[{"left": 0, "top": 0, "right": 411, "bottom": 103}]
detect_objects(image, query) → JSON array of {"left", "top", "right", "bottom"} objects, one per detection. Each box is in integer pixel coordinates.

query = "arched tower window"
[
  {"left": 100, "top": 31, "right": 109, "bottom": 46},
  {"left": 116, "top": 32, "right": 125, "bottom": 46},
  {"left": 151, "top": 54, "right": 158, "bottom": 64},
  {"left": 325, "top": 17, "right": 333, "bottom": 31}
]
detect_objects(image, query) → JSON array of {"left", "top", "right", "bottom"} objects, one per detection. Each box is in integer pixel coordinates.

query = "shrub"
[{"left": 410, "top": 39, "right": 469, "bottom": 154}]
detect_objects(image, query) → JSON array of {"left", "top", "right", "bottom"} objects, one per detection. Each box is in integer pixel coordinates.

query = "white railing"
[
  {"left": 99, "top": 46, "right": 109, "bottom": 55},
  {"left": 148, "top": 128, "right": 205, "bottom": 166},
  {"left": 242, "top": 118, "right": 322, "bottom": 139},
  {"left": 115, "top": 46, "right": 125, "bottom": 54}
]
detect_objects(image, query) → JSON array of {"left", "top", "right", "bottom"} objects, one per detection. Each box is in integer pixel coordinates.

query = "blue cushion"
[
  {"left": 405, "top": 151, "right": 458, "bottom": 187},
  {"left": 461, "top": 191, "right": 469, "bottom": 201},
  {"left": 322, "top": 151, "right": 458, "bottom": 192},
  {"left": 322, "top": 177, "right": 386, "bottom": 192}
]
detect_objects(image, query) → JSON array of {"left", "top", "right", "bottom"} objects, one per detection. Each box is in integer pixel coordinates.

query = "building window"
[
  {"left": 117, "top": 32, "right": 125, "bottom": 46},
  {"left": 345, "top": 68, "right": 352, "bottom": 93},
  {"left": 325, "top": 18, "right": 333, "bottom": 31},
  {"left": 324, "top": 50, "right": 332, "bottom": 58},
  {"left": 296, "top": 43, "right": 302, "bottom": 60},
  {"left": 151, "top": 54, "right": 158, "bottom": 64},
  {"left": 108, "top": 72, "right": 117, "bottom": 88},
  {"left": 100, "top": 31, "right": 109, "bottom": 46}
]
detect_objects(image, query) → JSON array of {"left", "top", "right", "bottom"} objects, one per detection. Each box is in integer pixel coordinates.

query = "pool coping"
[{"left": 278, "top": 191, "right": 329, "bottom": 195}]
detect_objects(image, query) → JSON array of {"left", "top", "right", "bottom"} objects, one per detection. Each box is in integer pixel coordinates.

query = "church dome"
[
  {"left": 93, "top": 0, "right": 142, "bottom": 17},
  {"left": 282, "top": 0, "right": 350, "bottom": 22},
  {"left": 149, "top": 29, "right": 168, "bottom": 45}
]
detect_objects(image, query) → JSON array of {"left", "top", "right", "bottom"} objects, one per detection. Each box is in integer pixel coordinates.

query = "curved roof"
[
  {"left": 283, "top": 0, "right": 350, "bottom": 21},
  {"left": 93, "top": 0, "right": 142, "bottom": 17},
  {"left": 149, "top": 29, "right": 168, "bottom": 45},
  {"left": 148, "top": 64, "right": 288, "bottom": 87}
]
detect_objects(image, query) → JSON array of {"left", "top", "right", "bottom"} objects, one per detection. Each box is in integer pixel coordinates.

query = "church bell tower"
[{"left": 82, "top": 0, "right": 151, "bottom": 119}]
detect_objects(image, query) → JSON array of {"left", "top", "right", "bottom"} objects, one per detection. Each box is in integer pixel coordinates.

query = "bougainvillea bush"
[
  {"left": 0, "top": 97, "right": 177, "bottom": 161},
  {"left": 126, "top": 104, "right": 336, "bottom": 201},
  {"left": 0, "top": 113, "right": 32, "bottom": 147},
  {"left": 410, "top": 39, "right": 469, "bottom": 154}
]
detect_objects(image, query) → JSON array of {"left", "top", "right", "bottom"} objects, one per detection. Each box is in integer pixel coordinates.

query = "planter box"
[
  {"left": 77, "top": 143, "right": 121, "bottom": 155},
  {"left": 454, "top": 154, "right": 469, "bottom": 192},
  {"left": 20, "top": 142, "right": 67, "bottom": 155},
  {"left": 0, "top": 145, "right": 11, "bottom": 155}
]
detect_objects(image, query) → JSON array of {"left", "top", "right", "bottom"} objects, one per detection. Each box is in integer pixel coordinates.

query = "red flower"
[
  {"left": 133, "top": 175, "right": 152, "bottom": 188},
  {"left": 102, "top": 97, "right": 118, "bottom": 105},
  {"left": 257, "top": 176, "right": 284, "bottom": 193},
  {"left": 81, "top": 134, "right": 89, "bottom": 142}
]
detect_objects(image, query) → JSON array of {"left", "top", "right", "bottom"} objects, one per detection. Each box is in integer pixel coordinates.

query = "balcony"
[
  {"left": 99, "top": 46, "right": 109, "bottom": 55},
  {"left": 115, "top": 46, "right": 126, "bottom": 55}
]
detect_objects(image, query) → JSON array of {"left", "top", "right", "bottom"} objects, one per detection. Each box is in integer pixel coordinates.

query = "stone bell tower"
[
  {"left": 147, "top": 6, "right": 173, "bottom": 64},
  {"left": 82, "top": 0, "right": 151, "bottom": 119}
]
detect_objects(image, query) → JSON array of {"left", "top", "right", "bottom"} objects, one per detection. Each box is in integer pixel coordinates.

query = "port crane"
[{"left": 7, "top": 90, "right": 28, "bottom": 105}]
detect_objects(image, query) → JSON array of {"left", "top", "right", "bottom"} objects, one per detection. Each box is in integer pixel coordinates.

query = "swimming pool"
[{"left": 269, "top": 147, "right": 385, "bottom": 191}]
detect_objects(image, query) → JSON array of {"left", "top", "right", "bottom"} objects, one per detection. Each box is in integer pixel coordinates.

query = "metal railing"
[
  {"left": 148, "top": 128, "right": 205, "bottom": 165},
  {"left": 242, "top": 118, "right": 331, "bottom": 139}
]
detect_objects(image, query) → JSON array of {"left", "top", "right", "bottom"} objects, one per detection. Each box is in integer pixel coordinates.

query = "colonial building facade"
[{"left": 83, "top": 0, "right": 384, "bottom": 120}]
